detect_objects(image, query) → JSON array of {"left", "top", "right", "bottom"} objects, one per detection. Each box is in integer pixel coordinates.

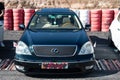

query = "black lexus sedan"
[{"left": 14, "top": 8, "right": 95, "bottom": 73}]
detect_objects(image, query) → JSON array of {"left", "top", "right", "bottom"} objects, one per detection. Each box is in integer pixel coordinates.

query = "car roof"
[{"left": 37, "top": 8, "right": 75, "bottom": 14}]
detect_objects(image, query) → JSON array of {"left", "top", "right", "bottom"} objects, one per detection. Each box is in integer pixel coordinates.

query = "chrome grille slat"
[{"left": 32, "top": 45, "right": 77, "bottom": 57}]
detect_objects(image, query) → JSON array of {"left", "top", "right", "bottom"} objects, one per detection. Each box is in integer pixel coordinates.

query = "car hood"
[{"left": 20, "top": 29, "right": 89, "bottom": 46}]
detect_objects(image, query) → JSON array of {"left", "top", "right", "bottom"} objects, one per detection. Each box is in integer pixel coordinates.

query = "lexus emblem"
[{"left": 51, "top": 48, "right": 59, "bottom": 54}]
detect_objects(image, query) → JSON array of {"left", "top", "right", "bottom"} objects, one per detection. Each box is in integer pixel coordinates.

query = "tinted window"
[{"left": 29, "top": 14, "right": 82, "bottom": 30}]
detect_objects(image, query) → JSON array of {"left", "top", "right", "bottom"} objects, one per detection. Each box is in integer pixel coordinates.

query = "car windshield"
[{"left": 29, "top": 13, "right": 82, "bottom": 30}]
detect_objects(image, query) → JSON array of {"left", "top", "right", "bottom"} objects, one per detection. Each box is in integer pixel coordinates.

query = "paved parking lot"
[{"left": 0, "top": 31, "right": 120, "bottom": 80}]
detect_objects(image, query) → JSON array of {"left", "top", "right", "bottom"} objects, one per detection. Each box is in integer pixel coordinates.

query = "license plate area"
[{"left": 41, "top": 62, "right": 68, "bottom": 69}]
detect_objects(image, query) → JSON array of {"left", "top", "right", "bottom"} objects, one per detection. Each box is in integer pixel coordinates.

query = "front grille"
[{"left": 32, "top": 45, "right": 77, "bottom": 57}]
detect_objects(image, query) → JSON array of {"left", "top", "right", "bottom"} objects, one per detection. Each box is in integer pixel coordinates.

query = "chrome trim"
[
  {"left": 51, "top": 48, "right": 59, "bottom": 54},
  {"left": 32, "top": 45, "right": 78, "bottom": 57},
  {"left": 78, "top": 53, "right": 94, "bottom": 56},
  {"left": 15, "top": 59, "right": 95, "bottom": 64}
]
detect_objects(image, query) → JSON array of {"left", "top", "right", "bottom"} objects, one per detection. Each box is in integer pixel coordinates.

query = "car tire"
[{"left": 108, "top": 30, "right": 114, "bottom": 47}]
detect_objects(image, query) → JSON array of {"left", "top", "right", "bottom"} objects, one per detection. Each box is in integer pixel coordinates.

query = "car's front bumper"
[{"left": 14, "top": 59, "right": 95, "bottom": 74}]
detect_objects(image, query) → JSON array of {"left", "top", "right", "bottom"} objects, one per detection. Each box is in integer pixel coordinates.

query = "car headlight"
[
  {"left": 78, "top": 41, "right": 94, "bottom": 55},
  {"left": 16, "top": 41, "right": 31, "bottom": 55}
]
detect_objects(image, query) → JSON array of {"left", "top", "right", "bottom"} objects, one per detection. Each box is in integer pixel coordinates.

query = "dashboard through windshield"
[{"left": 29, "top": 13, "right": 82, "bottom": 30}]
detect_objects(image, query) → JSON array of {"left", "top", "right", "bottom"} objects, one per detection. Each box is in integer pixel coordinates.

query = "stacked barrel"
[
  {"left": 101, "top": 9, "right": 114, "bottom": 32},
  {"left": 114, "top": 9, "right": 119, "bottom": 18},
  {"left": 73, "top": 9, "right": 80, "bottom": 17},
  {"left": 90, "top": 10, "right": 102, "bottom": 31},
  {"left": 13, "top": 9, "right": 24, "bottom": 30},
  {"left": 4, "top": 9, "right": 117, "bottom": 31},
  {"left": 79, "top": 10, "right": 90, "bottom": 28},
  {"left": 4, "top": 9, "right": 13, "bottom": 30},
  {"left": 24, "top": 9, "right": 35, "bottom": 27}
]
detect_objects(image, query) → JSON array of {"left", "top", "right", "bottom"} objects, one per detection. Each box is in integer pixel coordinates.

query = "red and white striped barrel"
[
  {"left": 13, "top": 9, "right": 24, "bottom": 31},
  {"left": 24, "top": 9, "right": 35, "bottom": 27},
  {"left": 90, "top": 9, "right": 102, "bottom": 31},
  {"left": 101, "top": 9, "right": 114, "bottom": 32},
  {"left": 114, "top": 9, "right": 119, "bottom": 18},
  {"left": 4, "top": 9, "right": 13, "bottom": 30}
]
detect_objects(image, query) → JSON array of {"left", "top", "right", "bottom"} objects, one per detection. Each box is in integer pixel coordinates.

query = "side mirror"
[
  {"left": 19, "top": 24, "right": 25, "bottom": 30},
  {"left": 85, "top": 24, "right": 91, "bottom": 31}
]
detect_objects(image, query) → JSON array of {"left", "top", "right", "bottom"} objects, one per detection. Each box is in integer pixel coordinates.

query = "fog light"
[
  {"left": 85, "top": 65, "right": 94, "bottom": 70},
  {"left": 15, "top": 65, "right": 24, "bottom": 71}
]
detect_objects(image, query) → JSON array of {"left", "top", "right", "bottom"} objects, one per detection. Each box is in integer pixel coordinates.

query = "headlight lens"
[
  {"left": 16, "top": 41, "right": 31, "bottom": 55},
  {"left": 78, "top": 41, "right": 94, "bottom": 55}
]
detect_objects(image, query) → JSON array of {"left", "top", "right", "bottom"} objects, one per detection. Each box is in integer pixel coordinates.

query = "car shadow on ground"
[
  {"left": 89, "top": 36, "right": 109, "bottom": 45},
  {"left": 0, "top": 40, "right": 16, "bottom": 59},
  {"left": 89, "top": 36, "right": 120, "bottom": 59},
  {"left": 25, "top": 70, "right": 120, "bottom": 78}
]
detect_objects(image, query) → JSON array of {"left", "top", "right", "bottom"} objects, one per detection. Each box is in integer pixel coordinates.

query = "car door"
[{"left": 110, "top": 12, "right": 120, "bottom": 50}]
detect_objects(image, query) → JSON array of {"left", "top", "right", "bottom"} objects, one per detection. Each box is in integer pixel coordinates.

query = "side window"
[{"left": 117, "top": 13, "right": 120, "bottom": 22}]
